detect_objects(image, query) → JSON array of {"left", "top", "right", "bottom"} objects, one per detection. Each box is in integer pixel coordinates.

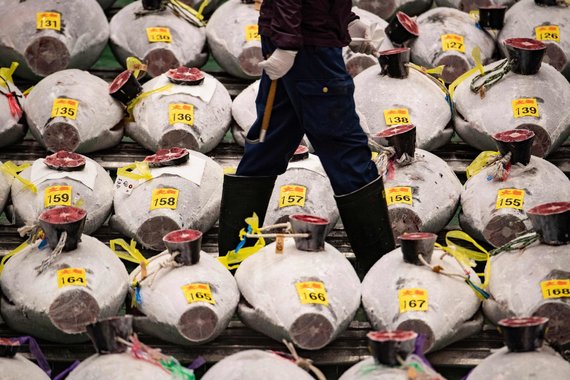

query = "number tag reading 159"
[
  {"left": 399, "top": 288, "right": 428, "bottom": 313},
  {"left": 181, "top": 283, "right": 216, "bottom": 304},
  {"left": 296, "top": 281, "right": 329, "bottom": 306},
  {"left": 57, "top": 268, "right": 87, "bottom": 288},
  {"left": 512, "top": 98, "right": 539, "bottom": 118},
  {"left": 51, "top": 98, "right": 79, "bottom": 120},
  {"left": 279, "top": 185, "right": 306, "bottom": 208},
  {"left": 495, "top": 188, "right": 525, "bottom": 210},
  {"left": 150, "top": 188, "right": 179, "bottom": 210},
  {"left": 541, "top": 279, "right": 570, "bottom": 299},
  {"left": 44, "top": 185, "right": 72, "bottom": 208},
  {"left": 169, "top": 104, "right": 194, "bottom": 126}
]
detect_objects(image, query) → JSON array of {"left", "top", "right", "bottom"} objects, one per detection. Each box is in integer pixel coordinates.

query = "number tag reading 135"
[
  {"left": 279, "top": 185, "right": 306, "bottom": 208},
  {"left": 57, "top": 268, "right": 87, "bottom": 288},
  {"left": 512, "top": 98, "right": 539, "bottom": 118},
  {"left": 150, "top": 188, "right": 179, "bottom": 210},
  {"left": 44, "top": 185, "right": 72, "bottom": 208},
  {"left": 181, "top": 283, "right": 216, "bottom": 304},
  {"left": 51, "top": 98, "right": 79, "bottom": 120},
  {"left": 296, "top": 281, "right": 329, "bottom": 306},
  {"left": 169, "top": 104, "right": 194, "bottom": 126},
  {"left": 495, "top": 188, "right": 525, "bottom": 210},
  {"left": 399, "top": 288, "right": 428, "bottom": 313}
]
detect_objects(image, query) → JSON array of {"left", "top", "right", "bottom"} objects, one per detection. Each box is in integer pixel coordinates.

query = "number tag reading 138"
[
  {"left": 57, "top": 268, "right": 87, "bottom": 288},
  {"left": 44, "top": 185, "right": 72, "bottom": 208},
  {"left": 181, "top": 283, "right": 215, "bottom": 304},
  {"left": 279, "top": 185, "right": 306, "bottom": 208},
  {"left": 51, "top": 98, "right": 79, "bottom": 120},
  {"left": 150, "top": 188, "right": 179, "bottom": 210},
  {"left": 384, "top": 108, "right": 411, "bottom": 126},
  {"left": 512, "top": 98, "right": 539, "bottom": 118},
  {"left": 296, "top": 281, "right": 329, "bottom": 306},
  {"left": 495, "top": 188, "right": 525, "bottom": 210},
  {"left": 169, "top": 104, "right": 194, "bottom": 126},
  {"left": 399, "top": 288, "right": 428, "bottom": 313}
]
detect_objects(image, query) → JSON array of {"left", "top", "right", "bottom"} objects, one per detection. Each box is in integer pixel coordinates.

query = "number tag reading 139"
[
  {"left": 181, "top": 283, "right": 216, "bottom": 304},
  {"left": 512, "top": 98, "right": 539, "bottom": 118},
  {"left": 386, "top": 187, "right": 413, "bottom": 206},
  {"left": 36, "top": 12, "right": 61, "bottom": 31},
  {"left": 169, "top": 104, "right": 194, "bottom": 126},
  {"left": 495, "top": 188, "right": 525, "bottom": 210},
  {"left": 541, "top": 279, "right": 570, "bottom": 299},
  {"left": 150, "top": 188, "right": 179, "bottom": 210},
  {"left": 296, "top": 281, "right": 329, "bottom": 306},
  {"left": 57, "top": 268, "right": 87, "bottom": 288},
  {"left": 399, "top": 288, "right": 428, "bottom": 313},
  {"left": 51, "top": 98, "right": 79, "bottom": 120},
  {"left": 279, "top": 185, "right": 306, "bottom": 208},
  {"left": 384, "top": 108, "right": 411, "bottom": 126},
  {"left": 441, "top": 34, "right": 465, "bottom": 53},
  {"left": 44, "top": 185, "right": 72, "bottom": 208}
]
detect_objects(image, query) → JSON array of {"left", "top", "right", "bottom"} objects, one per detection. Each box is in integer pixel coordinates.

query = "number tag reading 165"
[{"left": 181, "top": 283, "right": 216, "bottom": 305}]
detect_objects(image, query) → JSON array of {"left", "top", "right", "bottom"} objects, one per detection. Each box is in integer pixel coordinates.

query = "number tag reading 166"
[
  {"left": 150, "top": 188, "right": 179, "bottom": 210},
  {"left": 399, "top": 288, "right": 428, "bottom": 313},
  {"left": 296, "top": 281, "right": 329, "bottom": 307}
]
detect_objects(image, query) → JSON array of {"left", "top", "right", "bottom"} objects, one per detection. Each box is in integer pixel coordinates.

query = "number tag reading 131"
[
  {"left": 399, "top": 288, "right": 428, "bottom": 313},
  {"left": 495, "top": 188, "right": 525, "bottom": 210},
  {"left": 541, "top": 279, "right": 570, "bottom": 299},
  {"left": 296, "top": 281, "right": 329, "bottom": 306},
  {"left": 44, "top": 185, "right": 72, "bottom": 208},
  {"left": 51, "top": 98, "right": 79, "bottom": 120},
  {"left": 36, "top": 12, "right": 61, "bottom": 31},
  {"left": 181, "top": 283, "right": 216, "bottom": 304},
  {"left": 279, "top": 185, "right": 306, "bottom": 208},
  {"left": 169, "top": 104, "right": 194, "bottom": 126},
  {"left": 150, "top": 188, "right": 179, "bottom": 210},
  {"left": 57, "top": 268, "right": 87, "bottom": 288},
  {"left": 512, "top": 98, "right": 539, "bottom": 118}
]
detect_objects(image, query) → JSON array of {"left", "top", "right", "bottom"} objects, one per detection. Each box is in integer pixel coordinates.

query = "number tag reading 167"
[
  {"left": 296, "top": 281, "right": 329, "bottom": 306},
  {"left": 181, "top": 283, "right": 216, "bottom": 304},
  {"left": 44, "top": 185, "right": 72, "bottom": 208},
  {"left": 150, "top": 188, "right": 179, "bottom": 210},
  {"left": 57, "top": 268, "right": 87, "bottom": 288},
  {"left": 399, "top": 288, "right": 428, "bottom": 313}
]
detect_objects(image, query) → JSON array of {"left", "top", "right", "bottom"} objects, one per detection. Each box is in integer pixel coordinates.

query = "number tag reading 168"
[
  {"left": 296, "top": 281, "right": 329, "bottom": 307},
  {"left": 150, "top": 188, "right": 179, "bottom": 210},
  {"left": 44, "top": 185, "right": 72, "bottom": 208},
  {"left": 399, "top": 288, "right": 428, "bottom": 313},
  {"left": 181, "top": 283, "right": 216, "bottom": 305},
  {"left": 57, "top": 268, "right": 87, "bottom": 288},
  {"left": 541, "top": 279, "right": 570, "bottom": 299}
]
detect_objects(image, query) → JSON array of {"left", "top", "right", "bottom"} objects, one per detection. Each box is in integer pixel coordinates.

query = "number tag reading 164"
[
  {"left": 44, "top": 185, "right": 72, "bottom": 208},
  {"left": 399, "top": 288, "right": 428, "bottom": 313},
  {"left": 512, "top": 98, "right": 539, "bottom": 118},
  {"left": 150, "top": 188, "right": 179, "bottom": 210},
  {"left": 181, "top": 283, "right": 216, "bottom": 305},
  {"left": 57, "top": 268, "right": 87, "bottom": 288},
  {"left": 51, "top": 98, "right": 79, "bottom": 120},
  {"left": 495, "top": 188, "right": 525, "bottom": 210},
  {"left": 169, "top": 104, "right": 194, "bottom": 126},
  {"left": 541, "top": 279, "right": 570, "bottom": 299},
  {"left": 296, "top": 281, "right": 329, "bottom": 306}
]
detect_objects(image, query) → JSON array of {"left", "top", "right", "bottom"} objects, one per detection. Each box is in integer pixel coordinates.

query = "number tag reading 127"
[
  {"left": 441, "top": 34, "right": 465, "bottom": 53},
  {"left": 399, "top": 288, "right": 428, "bottom": 313},
  {"left": 245, "top": 24, "right": 261, "bottom": 41},
  {"left": 36, "top": 12, "right": 61, "bottom": 31},
  {"left": 384, "top": 108, "right": 411, "bottom": 126},
  {"left": 169, "top": 104, "right": 194, "bottom": 126},
  {"left": 512, "top": 98, "right": 539, "bottom": 118},
  {"left": 51, "top": 98, "right": 79, "bottom": 120},
  {"left": 146, "top": 27, "right": 172, "bottom": 43},
  {"left": 150, "top": 188, "right": 179, "bottom": 210},
  {"left": 541, "top": 279, "right": 570, "bottom": 299},
  {"left": 296, "top": 281, "right": 329, "bottom": 306},
  {"left": 57, "top": 268, "right": 87, "bottom": 288},
  {"left": 181, "top": 283, "right": 216, "bottom": 304},
  {"left": 535, "top": 25, "right": 560, "bottom": 43},
  {"left": 279, "top": 185, "right": 306, "bottom": 208},
  {"left": 495, "top": 188, "right": 525, "bottom": 210},
  {"left": 386, "top": 187, "right": 413, "bottom": 206},
  {"left": 44, "top": 185, "right": 72, "bottom": 207}
]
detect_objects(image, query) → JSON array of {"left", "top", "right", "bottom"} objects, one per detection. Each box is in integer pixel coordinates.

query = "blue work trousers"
[{"left": 236, "top": 37, "right": 378, "bottom": 195}]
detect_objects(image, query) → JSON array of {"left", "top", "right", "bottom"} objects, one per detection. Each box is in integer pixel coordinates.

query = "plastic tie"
[
  {"left": 160, "top": 357, "right": 196, "bottom": 380},
  {"left": 0, "top": 162, "right": 36, "bottom": 193},
  {"left": 449, "top": 47, "right": 485, "bottom": 99},
  {"left": 0, "top": 240, "right": 29, "bottom": 275},
  {"left": 53, "top": 360, "right": 80, "bottom": 380},
  {"left": 466, "top": 151, "right": 500, "bottom": 179},
  {"left": 14, "top": 336, "right": 52, "bottom": 376},
  {"left": 218, "top": 213, "right": 266, "bottom": 270},
  {"left": 126, "top": 57, "right": 147, "bottom": 79},
  {"left": 126, "top": 84, "right": 174, "bottom": 121},
  {"left": 0, "top": 62, "right": 19, "bottom": 89},
  {"left": 117, "top": 162, "right": 153, "bottom": 182},
  {"left": 110, "top": 238, "right": 149, "bottom": 266}
]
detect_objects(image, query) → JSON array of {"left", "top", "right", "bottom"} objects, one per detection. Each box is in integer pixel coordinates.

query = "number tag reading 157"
[
  {"left": 150, "top": 188, "right": 179, "bottom": 210},
  {"left": 399, "top": 288, "right": 428, "bottom": 313},
  {"left": 44, "top": 185, "right": 72, "bottom": 208},
  {"left": 383, "top": 108, "right": 411, "bottom": 126},
  {"left": 51, "top": 98, "right": 79, "bottom": 120},
  {"left": 441, "top": 34, "right": 465, "bottom": 53},
  {"left": 495, "top": 188, "right": 525, "bottom": 210},
  {"left": 386, "top": 187, "right": 413, "bottom": 206},
  {"left": 512, "top": 98, "right": 539, "bottom": 118},
  {"left": 279, "top": 185, "right": 306, "bottom": 208},
  {"left": 36, "top": 12, "right": 61, "bottom": 31},
  {"left": 57, "top": 268, "right": 87, "bottom": 288},
  {"left": 296, "top": 281, "right": 329, "bottom": 306},
  {"left": 181, "top": 283, "right": 215, "bottom": 304},
  {"left": 169, "top": 104, "right": 194, "bottom": 126}
]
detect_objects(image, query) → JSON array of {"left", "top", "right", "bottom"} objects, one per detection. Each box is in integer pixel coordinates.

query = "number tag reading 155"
[
  {"left": 399, "top": 288, "right": 428, "bottom": 313},
  {"left": 512, "top": 98, "right": 539, "bottom": 118},
  {"left": 44, "top": 185, "right": 72, "bottom": 208},
  {"left": 169, "top": 104, "right": 194, "bottom": 126},
  {"left": 150, "top": 188, "right": 179, "bottom": 210},
  {"left": 51, "top": 98, "right": 79, "bottom": 120},
  {"left": 181, "top": 283, "right": 216, "bottom": 304},
  {"left": 495, "top": 188, "right": 525, "bottom": 210},
  {"left": 296, "top": 281, "right": 329, "bottom": 306},
  {"left": 57, "top": 268, "right": 87, "bottom": 288}
]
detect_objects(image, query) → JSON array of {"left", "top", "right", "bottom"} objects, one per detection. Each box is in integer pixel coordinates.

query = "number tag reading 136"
[
  {"left": 44, "top": 185, "right": 72, "bottom": 208},
  {"left": 51, "top": 98, "right": 79, "bottom": 120},
  {"left": 150, "top": 188, "right": 179, "bottom": 210},
  {"left": 169, "top": 104, "right": 194, "bottom": 126},
  {"left": 495, "top": 188, "right": 525, "bottom": 210},
  {"left": 296, "top": 281, "right": 329, "bottom": 306},
  {"left": 57, "top": 268, "right": 87, "bottom": 288},
  {"left": 399, "top": 288, "right": 428, "bottom": 313},
  {"left": 181, "top": 283, "right": 216, "bottom": 304}
]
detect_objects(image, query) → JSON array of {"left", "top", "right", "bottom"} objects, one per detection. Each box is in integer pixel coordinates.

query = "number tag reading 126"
[
  {"left": 44, "top": 185, "right": 72, "bottom": 207},
  {"left": 150, "top": 188, "right": 179, "bottom": 210},
  {"left": 384, "top": 108, "right": 411, "bottom": 126},
  {"left": 245, "top": 24, "right": 261, "bottom": 41},
  {"left": 57, "top": 268, "right": 87, "bottom": 288},
  {"left": 279, "top": 185, "right": 306, "bottom": 208},
  {"left": 169, "top": 104, "right": 194, "bottom": 126},
  {"left": 181, "top": 283, "right": 216, "bottom": 304},
  {"left": 535, "top": 25, "right": 560, "bottom": 42},
  {"left": 441, "top": 34, "right": 465, "bottom": 53},
  {"left": 51, "top": 98, "right": 79, "bottom": 120},
  {"left": 146, "top": 27, "right": 172, "bottom": 43},
  {"left": 296, "top": 281, "right": 329, "bottom": 306},
  {"left": 512, "top": 98, "right": 539, "bottom": 118},
  {"left": 541, "top": 279, "right": 570, "bottom": 299},
  {"left": 495, "top": 188, "right": 525, "bottom": 210},
  {"left": 386, "top": 187, "right": 413, "bottom": 206},
  {"left": 399, "top": 288, "right": 428, "bottom": 313},
  {"left": 36, "top": 12, "right": 61, "bottom": 31}
]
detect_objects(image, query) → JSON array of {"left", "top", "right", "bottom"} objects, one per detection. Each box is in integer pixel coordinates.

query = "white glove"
[
  {"left": 348, "top": 19, "right": 377, "bottom": 55},
  {"left": 258, "top": 49, "right": 298, "bottom": 80}
]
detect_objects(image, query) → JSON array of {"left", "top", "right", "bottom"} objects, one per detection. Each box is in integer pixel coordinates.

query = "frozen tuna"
[
  {"left": 0, "top": 63, "right": 26, "bottom": 148},
  {"left": 264, "top": 146, "right": 339, "bottom": 233},
  {"left": 453, "top": 38, "right": 570, "bottom": 157},
  {"left": 467, "top": 317, "right": 570, "bottom": 379},
  {"left": 352, "top": 0, "right": 433, "bottom": 20},
  {"left": 411, "top": 8, "right": 496, "bottom": 83},
  {"left": 499, "top": 0, "right": 570, "bottom": 79},
  {"left": 235, "top": 215, "right": 361, "bottom": 350},
  {"left": 0, "top": 207, "right": 129, "bottom": 343},
  {"left": 67, "top": 316, "right": 186, "bottom": 380},
  {"left": 460, "top": 130, "right": 570, "bottom": 247},
  {"left": 0, "top": 337, "right": 51, "bottom": 380},
  {"left": 373, "top": 125, "right": 461, "bottom": 238},
  {"left": 117, "top": 67, "right": 232, "bottom": 153},
  {"left": 24, "top": 69, "right": 124, "bottom": 153},
  {"left": 354, "top": 49, "right": 453, "bottom": 151},
  {"left": 129, "top": 229, "right": 239, "bottom": 345},
  {"left": 206, "top": 0, "right": 264, "bottom": 79},
  {"left": 10, "top": 151, "right": 113, "bottom": 235},
  {"left": 434, "top": 0, "right": 513, "bottom": 13},
  {"left": 202, "top": 349, "right": 316, "bottom": 380},
  {"left": 0, "top": 0, "right": 109, "bottom": 80},
  {"left": 483, "top": 203, "right": 570, "bottom": 352},
  {"left": 110, "top": 1, "right": 207, "bottom": 78},
  {"left": 362, "top": 233, "right": 483, "bottom": 353},
  {"left": 111, "top": 147, "right": 223, "bottom": 250}
]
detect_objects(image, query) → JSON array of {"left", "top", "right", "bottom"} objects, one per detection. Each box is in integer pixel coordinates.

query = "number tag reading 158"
[
  {"left": 150, "top": 188, "right": 179, "bottom": 210},
  {"left": 44, "top": 185, "right": 72, "bottom": 208},
  {"left": 399, "top": 288, "right": 428, "bottom": 313},
  {"left": 296, "top": 281, "right": 329, "bottom": 307},
  {"left": 181, "top": 283, "right": 216, "bottom": 304},
  {"left": 495, "top": 188, "right": 525, "bottom": 210},
  {"left": 57, "top": 268, "right": 87, "bottom": 288}
]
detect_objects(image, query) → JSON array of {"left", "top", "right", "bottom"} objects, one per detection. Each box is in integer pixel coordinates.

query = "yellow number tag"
[
  {"left": 512, "top": 98, "right": 539, "bottom": 118},
  {"left": 399, "top": 288, "right": 428, "bottom": 313},
  {"left": 536, "top": 25, "right": 560, "bottom": 43},
  {"left": 36, "top": 12, "right": 61, "bottom": 31},
  {"left": 245, "top": 24, "right": 260, "bottom": 42},
  {"left": 181, "top": 283, "right": 215, "bottom": 304},
  {"left": 383, "top": 108, "right": 411, "bottom": 126},
  {"left": 279, "top": 185, "right": 306, "bottom": 208},
  {"left": 386, "top": 187, "right": 413, "bottom": 206},
  {"left": 150, "top": 188, "right": 179, "bottom": 210},
  {"left": 51, "top": 98, "right": 79, "bottom": 120},
  {"left": 57, "top": 268, "right": 87, "bottom": 288},
  {"left": 44, "top": 185, "right": 72, "bottom": 208},
  {"left": 495, "top": 188, "right": 525, "bottom": 210},
  {"left": 168, "top": 104, "right": 194, "bottom": 126},
  {"left": 541, "top": 279, "right": 570, "bottom": 299},
  {"left": 441, "top": 34, "right": 465, "bottom": 53},
  {"left": 295, "top": 281, "right": 329, "bottom": 306},
  {"left": 146, "top": 27, "right": 172, "bottom": 43}
]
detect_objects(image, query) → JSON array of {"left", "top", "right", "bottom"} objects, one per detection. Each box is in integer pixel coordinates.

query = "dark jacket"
[{"left": 258, "top": 0, "right": 358, "bottom": 50}]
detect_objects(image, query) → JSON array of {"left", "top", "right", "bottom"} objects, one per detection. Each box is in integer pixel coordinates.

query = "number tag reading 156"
[
  {"left": 44, "top": 185, "right": 72, "bottom": 208},
  {"left": 57, "top": 268, "right": 87, "bottom": 288},
  {"left": 150, "top": 188, "right": 179, "bottom": 210},
  {"left": 36, "top": 12, "right": 61, "bottom": 31},
  {"left": 279, "top": 185, "right": 306, "bottom": 208},
  {"left": 181, "top": 283, "right": 216, "bottom": 304},
  {"left": 495, "top": 188, "right": 525, "bottom": 210},
  {"left": 51, "top": 98, "right": 79, "bottom": 120},
  {"left": 296, "top": 281, "right": 329, "bottom": 306},
  {"left": 386, "top": 187, "right": 413, "bottom": 206},
  {"left": 512, "top": 98, "right": 539, "bottom": 118},
  {"left": 383, "top": 108, "right": 411, "bottom": 126},
  {"left": 169, "top": 104, "right": 194, "bottom": 126},
  {"left": 399, "top": 288, "right": 428, "bottom": 313},
  {"left": 441, "top": 34, "right": 465, "bottom": 53}
]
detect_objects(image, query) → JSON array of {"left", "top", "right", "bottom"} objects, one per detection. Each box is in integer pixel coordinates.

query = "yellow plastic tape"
[
  {"left": 116, "top": 161, "right": 153, "bottom": 182},
  {"left": 110, "top": 238, "right": 149, "bottom": 266},
  {"left": 126, "top": 57, "right": 147, "bottom": 79},
  {"left": 408, "top": 63, "right": 448, "bottom": 94},
  {"left": 171, "top": 0, "right": 206, "bottom": 21},
  {"left": 0, "top": 162, "right": 37, "bottom": 193},
  {"left": 449, "top": 47, "right": 485, "bottom": 99},
  {"left": 218, "top": 213, "right": 266, "bottom": 270},
  {"left": 0, "top": 62, "right": 19, "bottom": 89},
  {"left": 196, "top": 0, "right": 209, "bottom": 18},
  {"left": 22, "top": 86, "right": 34, "bottom": 96},
  {"left": 126, "top": 84, "right": 173, "bottom": 121},
  {"left": 0, "top": 241, "right": 29, "bottom": 275},
  {"left": 465, "top": 151, "right": 500, "bottom": 179}
]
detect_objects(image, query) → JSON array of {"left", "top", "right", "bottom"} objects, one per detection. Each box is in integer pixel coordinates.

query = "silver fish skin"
[
  {"left": 206, "top": 0, "right": 263, "bottom": 79},
  {"left": 459, "top": 157, "right": 570, "bottom": 247},
  {"left": 352, "top": 0, "right": 433, "bottom": 20},
  {"left": 0, "top": 354, "right": 50, "bottom": 380},
  {"left": 24, "top": 69, "right": 124, "bottom": 154},
  {"left": 362, "top": 247, "right": 483, "bottom": 353},
  {"left": 129, "top": 73, "right": 232, "bottom": 154},
  {"left": 453, "top": 60, "right": 570, "bottom": 157},
  {"left": 434, "top": 0, "right": 515, "bottom": 12},
  {"left": 0, "top": 0, "right": 109, "bottom": 80},
  {"left": 0, "top": 84, "right": 25, "bottom": 148},
  {"left": 201, "top": 349, "right": 315, "bottom": 380},
  {"left": 235, "top": 239, "right": 361, "bottom": 350},
  {"left": 0, "top": 163, "right": 12, "bottom": 214},
  {"left": 0, "top": 235, "right": 129, "bottom": 343},
  {"left": 110, "top": 1, "right": 207, "bottom": 78}
]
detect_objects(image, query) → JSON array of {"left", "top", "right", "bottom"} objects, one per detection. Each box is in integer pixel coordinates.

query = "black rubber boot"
[
  {"left": 218, "top": 174, "right": 277, "bottom": 257},
  {"left": 335, "top": 176, "right": 396, "bottom": 274}
]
